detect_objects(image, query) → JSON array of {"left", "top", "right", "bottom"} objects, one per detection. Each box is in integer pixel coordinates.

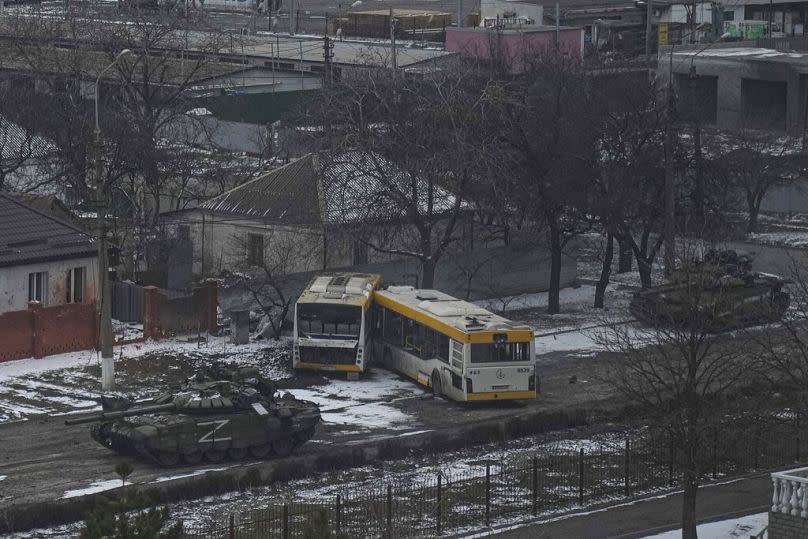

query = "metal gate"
[{"left": 111, "top": 280, "right": 144, "bottom": 323}]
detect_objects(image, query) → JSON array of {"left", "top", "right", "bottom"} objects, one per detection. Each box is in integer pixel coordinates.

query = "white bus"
[
  {"left": 292, "top": 273, "right": 381, "bottom": 377},
  {"left": 372, "top": 286, "right": 537, "bottom": 401}
]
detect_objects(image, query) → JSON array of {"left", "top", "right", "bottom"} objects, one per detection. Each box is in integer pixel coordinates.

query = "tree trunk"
[
  {"left": 548, "top": 222, "right": 562, "bottom": 315},
  {"left": 594, "top": 232, "right": 614, "bottom": 309},
  {"left": 746, "top": 203, "right": 760, "bottom": 234},
  {"left": 421, "top": 257, "right": 436, "bottom": 289},
  {"left": 638, "top": 258, "right": 653, "bottom": 288},
  {"left": 681, "top": 469, "right": 699, "bottom": 539},
  {"left": 617, "top": 237, "right": 633, "bottom": 273}
]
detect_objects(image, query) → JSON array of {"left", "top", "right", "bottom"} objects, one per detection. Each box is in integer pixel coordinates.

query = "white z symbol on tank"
[{"left": 197, "top": 419, "right": 232, "bottom": 443}]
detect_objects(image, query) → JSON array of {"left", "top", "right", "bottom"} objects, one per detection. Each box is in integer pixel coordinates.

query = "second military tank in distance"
[
  {"left": 629, "top": 249, "right": 790, "bottom": 332},
  {"left": 65, "top": 363, "right": 321, "bottom": 466}
]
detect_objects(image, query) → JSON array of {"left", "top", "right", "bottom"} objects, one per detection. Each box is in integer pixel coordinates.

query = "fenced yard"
[{"left": 183, "top": 419, "right": 801, "bottom": 538}]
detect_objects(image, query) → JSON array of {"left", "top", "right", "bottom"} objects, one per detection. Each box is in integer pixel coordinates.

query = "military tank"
[
  {"left": 65, "top": 363, "right": 321, "bottom": 466},
  {"left": 629, "top": 249, "right": 790, "bottom": 332}
]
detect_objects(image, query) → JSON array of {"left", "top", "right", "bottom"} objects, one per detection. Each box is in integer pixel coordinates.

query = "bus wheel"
[{"left": 431, "top": 371, "right": 443, "bottom": 399}]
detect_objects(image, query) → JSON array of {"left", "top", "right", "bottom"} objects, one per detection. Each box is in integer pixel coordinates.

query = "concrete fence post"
[
  {"left": 143, "top": 286, "right": 160, "bottom": 340},
  {"left": 28, "top": 301, "right": 43, "bottom": 359}
]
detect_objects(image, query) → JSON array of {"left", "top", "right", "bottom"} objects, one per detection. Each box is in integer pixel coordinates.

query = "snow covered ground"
[
  {"left": 748, "top": 230, "right": 808, "bottom": 249},
  {"left": 0, "top": 337, "right": 292, "bottom": 424},
  {"left": 641, "top": 512, "right": 767, "bottom": 538}
]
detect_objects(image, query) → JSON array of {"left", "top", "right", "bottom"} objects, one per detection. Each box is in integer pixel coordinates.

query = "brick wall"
[
  {"left": 770, "top": 511, "right": 808, "bottom": 538},
  {"left": 0, "top": 302, "right": 97, "bottom": 362}
]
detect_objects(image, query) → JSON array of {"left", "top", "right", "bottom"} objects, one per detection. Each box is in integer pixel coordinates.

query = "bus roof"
[
  {"left": 375, "top": 286, "right": 534, "bottom": 340},
  {"left": 297, "top": 273, "right": 382, "bottom": 307}
]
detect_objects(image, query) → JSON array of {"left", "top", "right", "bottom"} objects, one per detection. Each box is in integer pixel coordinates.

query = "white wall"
[
  {"left": 658, "top": 2, "right": 713, "bottom": 24},
  {"left": 0, "top": 256, "right": 98, "bottom": 314},
  {"left": 480, "top": 0, "right": 543, "bottom": 26}
]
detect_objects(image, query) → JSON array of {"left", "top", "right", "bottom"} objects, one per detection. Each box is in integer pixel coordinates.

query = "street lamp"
[{"left": 94, "top": 48, "right": 131, "bottom": 392}]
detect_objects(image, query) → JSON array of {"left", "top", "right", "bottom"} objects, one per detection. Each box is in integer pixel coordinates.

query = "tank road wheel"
[
  {"left": 227, "top": 447, "right": 248, "bottom": 460},
  {"left": 204, "top": 449, "right": 226, "bottom": 463},
  {"left": 182, "top": 450, "right": 203, "bottom": 465},
  {"left": 272, "top": 437, "right": 294, "bottom": 458},
  {"left": 249, "top": 443, "right": 272, "bottom": 458},
  {"left": 431, "top": 370, "right": 443, "bottom": 399},
  {"left": 157, "top": 451, "right": 179, "bottom": 467},
  {"left": 294, "top": 427, "right": 316, "bottom": 447}
]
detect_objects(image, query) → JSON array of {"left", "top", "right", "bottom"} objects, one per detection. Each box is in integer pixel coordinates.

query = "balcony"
[{"left": 770, "top": 468, "right": 808, "bottom": 538}]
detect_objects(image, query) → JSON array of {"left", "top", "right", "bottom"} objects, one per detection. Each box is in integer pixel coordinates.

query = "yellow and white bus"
[
  {"left": 372, "top": 286, "right": 537, "bottom": 401},
  {"left": 292, "top": 273, "right": 381, "bottom": 377}
]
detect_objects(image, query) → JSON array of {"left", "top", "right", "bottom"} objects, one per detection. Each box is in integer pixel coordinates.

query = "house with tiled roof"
[
  {"left": 161, "top": 152, "right": 462, "bottom": 278},
  {"left": 0, "top": 192, "right": 98, "bottom": 314}
]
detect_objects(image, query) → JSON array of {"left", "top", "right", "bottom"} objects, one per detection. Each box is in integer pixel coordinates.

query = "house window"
[
  {"left": 247, "top": 233, "right": 264, "bottom": 265},
  {"left": 724, "top": 10, "right": 735, "bottom": 21},
  {"left": 66, "top": 267, "right": 85, "bottom": 303},
  {"left": 28, "top": 271, "right": 48, "bottom": 304}
]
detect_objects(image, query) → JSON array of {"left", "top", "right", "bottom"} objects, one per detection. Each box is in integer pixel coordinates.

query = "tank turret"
[
  {"left": 63, "top": 364, "right": 320, "bottom": 466},
  {"left": 630, "top": 249, "right": 790, "bottom": 332}
]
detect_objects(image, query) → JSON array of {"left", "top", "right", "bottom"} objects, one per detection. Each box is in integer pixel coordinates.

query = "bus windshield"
[
  {"left": 297, "top": 304, "right": 363, "bottom": 339},
  {"left": 470, "top": 342, "right": 530, "bottom": 363}
]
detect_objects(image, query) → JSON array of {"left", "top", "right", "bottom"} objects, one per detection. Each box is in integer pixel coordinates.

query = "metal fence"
[
  {"left": 111, "top": 280, "right": 144, "bottom": 323},
  {"left": 182, "top": 419, "right": 804, "bottom": 538}
]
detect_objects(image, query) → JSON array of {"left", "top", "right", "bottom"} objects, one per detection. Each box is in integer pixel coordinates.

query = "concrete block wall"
[{"left": 770, "top": 511, "right": 808, "bottom": 538}]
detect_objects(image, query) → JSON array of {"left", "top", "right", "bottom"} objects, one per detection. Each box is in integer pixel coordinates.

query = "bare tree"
[
  {"left": 312, "top": 59, "right": 490, "bottom": 288},
  {"left": 704, "top": 129, "right": 803, "bottom": 234},
  {"left": 227, "top": 228, "right": 320, "bottom": 339},
  {"left": 488, "top": 51, "right": 598, "bottom": 313},
  {"left": 595, "top": 244, "right": 760, "bottom": 539}
]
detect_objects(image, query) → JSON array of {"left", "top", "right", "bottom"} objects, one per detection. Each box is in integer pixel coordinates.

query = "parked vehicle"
[
  {"left": 64, "top": 364, "right": 320, "bottom": 466},
  {"left": 372, "top": 286, "right": 537, "bottom": 402},
  {"left": 293, "top": 273, "right": 381, "bottom": 378}
]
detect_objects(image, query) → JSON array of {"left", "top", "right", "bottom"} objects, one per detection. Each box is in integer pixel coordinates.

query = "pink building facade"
[{"left": 445, "top": 26, "right": 584, "bottom": 73}]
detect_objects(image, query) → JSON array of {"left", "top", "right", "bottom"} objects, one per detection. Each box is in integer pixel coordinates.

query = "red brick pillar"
[
  {"left": 143, "top": 286, "right": 160, "bottom": 341},
  {"left": 206, "top": 280, "right": 218, "bottom": 336},
  {"left": 28, "top": 301, "right": 43, "bottom": 359}
]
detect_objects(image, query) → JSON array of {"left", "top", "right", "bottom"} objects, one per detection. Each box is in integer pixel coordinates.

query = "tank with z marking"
[{"left": 62, "top": 362, "right": 321, "bottom": 466}]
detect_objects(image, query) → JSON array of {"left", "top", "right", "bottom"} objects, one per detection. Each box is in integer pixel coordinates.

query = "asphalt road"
[
  {"left": 485, "top": 473, "right": 772, "bottom": 538},
  {"left": 0, "top": 348, "right": 617, "bottom": 510}
]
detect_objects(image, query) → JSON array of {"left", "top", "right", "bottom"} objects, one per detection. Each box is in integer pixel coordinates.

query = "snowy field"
[{"left": 0, "top": 337, "right": 292, "bottom": 424}]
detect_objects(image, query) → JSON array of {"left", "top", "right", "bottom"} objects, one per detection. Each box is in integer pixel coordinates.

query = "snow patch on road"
[
  {"left": 62, "top": 479, "right": 125, "bottom": 499},
  {"left": 286, "top": 370, "right": 422, "bottom": 431},
  {"left": 640, "top": 512, "right": 767, "bottom": 538},
  {"left": 153, "top": 467, "right": 231, "bottom": 483}
]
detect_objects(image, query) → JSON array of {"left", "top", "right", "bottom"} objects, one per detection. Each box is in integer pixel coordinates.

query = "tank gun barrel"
[{"left": 64, "top": 403, "right": 177, "bottom": 425}]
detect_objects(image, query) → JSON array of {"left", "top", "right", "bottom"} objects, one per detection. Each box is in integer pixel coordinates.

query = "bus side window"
[
  {"left": 422, "top": 329, "right": 437, "bottom": 361},
  {"left": 385, "top": 311, "right": 402, "bottom": 345},
  {"left": 403, "top": 320, "right": 424, "bottom": 352}
]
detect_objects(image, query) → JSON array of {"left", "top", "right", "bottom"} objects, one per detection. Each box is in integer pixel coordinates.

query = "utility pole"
[
  {"left": 94, "top": 50, "right": 131, "bottom": 392},
  {"left": 664, "top": 62, "right": 676, "bottom": 276},
  {"left": 645, "top": 0, "right": 653, "bottom": 65},
  {"left": 555, "top": 2, "right": 560, "bottom": 47},
  {"left": 390, "top": 11, "right": 398, "bottom": 76},
  {"left": 690, "top": 64, "right": 703, "bottom": 226},
  {"left": 323, "top": 35, "right": 334, "bottom": 87}
]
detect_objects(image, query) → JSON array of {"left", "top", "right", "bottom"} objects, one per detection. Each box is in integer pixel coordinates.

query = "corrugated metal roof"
[
  {"left": 200, "top": 155, "right": 321, "bottom": 224},
  {"left": 0, "top": 192, "right": 97, "bottom": 268}
]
